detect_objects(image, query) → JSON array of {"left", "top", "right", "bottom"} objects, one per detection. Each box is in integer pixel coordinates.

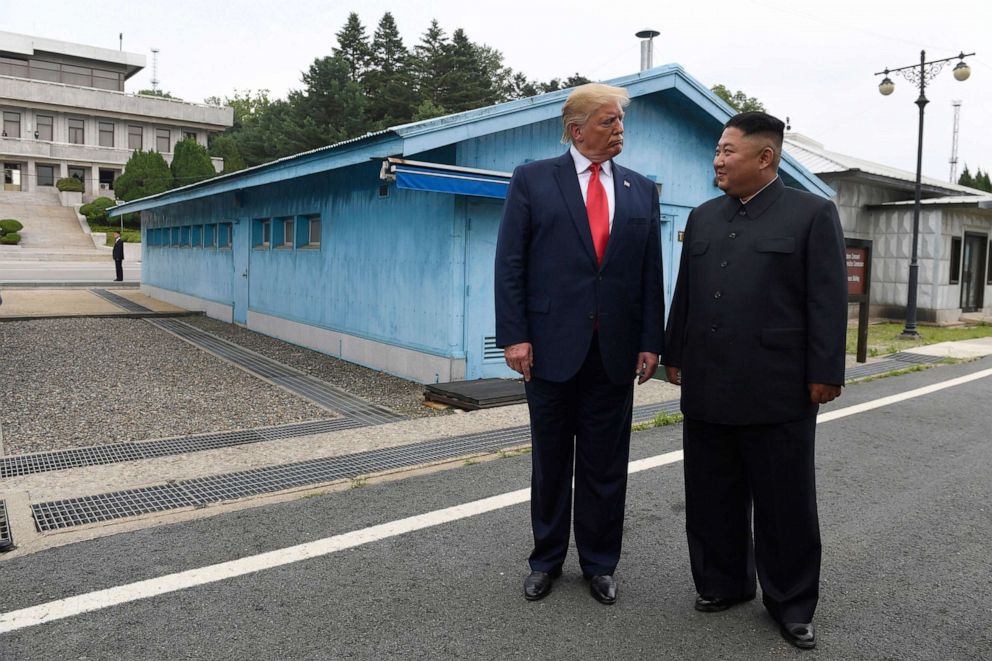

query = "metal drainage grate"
[
  {"left": 890, "top": 352, "right": 944, "bottom": 365},
  {"left": 89, "top": 288, "right": 153, "bottom": 313},
  {"left": 148, "top": 318, "right": 404, "bottom": 426},
  {"left": 0, "top": 500, "right": 13, "bottom": 551},
  {"left": 844, "top": 359, "right": 906, "bottom": 380},
  {"left": 632, "top": 399, "right": 682, "bottom": 423},
  {"left": 31, "top": 423, "right": 539, "bottom": 531},
  {"left": 2, "top": 418, "right": 359, "bottom": 478}
]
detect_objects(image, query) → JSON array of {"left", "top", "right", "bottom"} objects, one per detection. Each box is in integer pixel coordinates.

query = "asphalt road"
[
  {"left": 0, "top": 261, "right": 141, "bottom": 283},
  {"left": 1, "top": 358, "right": 991, "bottom": 660}
]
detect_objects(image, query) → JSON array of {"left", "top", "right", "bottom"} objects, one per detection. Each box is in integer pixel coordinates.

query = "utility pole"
[
  {"left": 949, "top": 100, "right": 962, "bottom": 183},
  {"left": 150, "top": 48, "right": 160, "bottom": 92}
]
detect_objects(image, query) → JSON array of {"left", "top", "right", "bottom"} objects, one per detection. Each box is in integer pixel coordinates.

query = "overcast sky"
[{"left": 5, "top": 0, "right": 990, "bottom": 183}]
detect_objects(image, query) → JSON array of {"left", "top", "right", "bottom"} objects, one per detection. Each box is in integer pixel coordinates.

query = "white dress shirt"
[{"left": 570, "top": 145, "right": 616, "bottom": 230}]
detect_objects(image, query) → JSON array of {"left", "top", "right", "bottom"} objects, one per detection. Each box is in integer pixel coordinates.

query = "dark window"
[
  {"left": 68, "top": 166, "right": 86, "bottom": 192},
  {"left": 988, "top": 241, "right": 992, "bottom": 285},
  {"left": 3, "top": 111, "right": 20, "bottom": 138},
  {"left": 156, "top": 128, "right": 170, "bottom": 153},
  {"left": 28, "top": 59, "right": 60, "bottom": 83},
  {"left": 949, "top": 236, "right": 962, "bottom": 284},
  {"left": 62, "top": 64, "right": 92, "bottom": 87},
  {"left": 92, "top": 68, "right": 121, "bottom": 91},
  {"left": 98, "top": 121, "right": 114, "bottom": 147},
  {"left": 218, "top": 223, "right": 232, "bottom": 248},
  {"left": 0, "top": 56, "right": 29, "bottom": 78},
  {"left": 204, "top": 224, "right": 216, "bottom": 248},
  {"left": 36, "top": 115, "right": 53, "bottom": 141},
  {"left": 68, "top": 118, "right": 85, "bottom": 144},
  {"left": 128, "top": 125, "right": 143, "bottom": 150},
  {"left": 305, "top": 215, "right": 321, "bottom": 247},
  {"left": 36, "top": 164, "right": 55, "bottom": 187},
  {"left": 184, "top": 131, "right": 197, "bottom": 142}
]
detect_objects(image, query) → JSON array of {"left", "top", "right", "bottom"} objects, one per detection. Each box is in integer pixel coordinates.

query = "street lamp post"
[{"left": 875, "top": 50, "right": 974, "bottom": 338}]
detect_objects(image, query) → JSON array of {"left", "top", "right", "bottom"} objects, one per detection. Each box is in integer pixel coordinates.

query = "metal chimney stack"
[{"left": 636, "top": 30, "right": 660, "bottom": 71}]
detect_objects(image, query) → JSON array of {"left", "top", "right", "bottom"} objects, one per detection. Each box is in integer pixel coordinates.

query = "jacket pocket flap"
[
  {"left": 760, "top": 327, "right": 806, "bottom": 349},
  {"left": 689, "top": 240, "right": 709, "bottom": 255},
  {"left": 527, "top": 296, "right": 550, "bottom": 313},
  {"left": 755, "top": 237, "right": 795, "bottom": 253}
]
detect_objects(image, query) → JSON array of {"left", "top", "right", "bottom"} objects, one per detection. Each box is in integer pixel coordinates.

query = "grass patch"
[
  {"left": 632, "top": 411, "right": 684, "bottom": 432},
  {"left": 349, "top": 476, "right": 368, "bottom": 489},
  {"left": 846, "top": 322, "right": 992, "bottom": 357},
  {"left": 497, "top": 447, "right": 532, "bottom": 459}
]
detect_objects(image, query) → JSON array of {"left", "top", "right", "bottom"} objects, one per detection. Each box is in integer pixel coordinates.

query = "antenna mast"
[
  {"left": 949, "top": 100, "right": 962, "bottom": 183},
  {"left": 150, "top": 48, "right": 160, "bottom": 92}
]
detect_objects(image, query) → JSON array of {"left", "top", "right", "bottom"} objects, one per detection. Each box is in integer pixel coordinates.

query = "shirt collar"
[
  {"left": 740, "top": 175, "right": 779, "bottom": 204},
  {"left": 570, "top": 145, "right": 612, "bottom": 178}
]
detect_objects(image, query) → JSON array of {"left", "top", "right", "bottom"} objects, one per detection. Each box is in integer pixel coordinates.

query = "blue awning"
[{"left": 382, "top": 158, "right": 511, "bottom": 200}]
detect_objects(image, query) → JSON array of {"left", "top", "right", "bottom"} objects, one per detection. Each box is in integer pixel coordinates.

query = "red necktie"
[{"left": 586, "top": 162, "right": 609, "bottom": 265}]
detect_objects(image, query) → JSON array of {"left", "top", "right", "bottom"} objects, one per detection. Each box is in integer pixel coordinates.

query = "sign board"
[
  {"left": 846, "top": 247, "right": 867, "bottom": 296},
  {"left": 845, "top": 238, "right": 873, "bottom": 363}
]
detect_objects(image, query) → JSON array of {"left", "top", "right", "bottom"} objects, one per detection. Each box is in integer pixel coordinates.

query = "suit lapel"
[
  {"left": 553, "top": 151, "right": 598, "bottom": 268},
  {"left": 601, "top": 160, "right": 629, "bottom": 268}
]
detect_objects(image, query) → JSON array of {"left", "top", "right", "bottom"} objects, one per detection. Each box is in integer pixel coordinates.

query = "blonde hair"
[{"left": 560, "top": 83, "right": 630, "bottom": 144}]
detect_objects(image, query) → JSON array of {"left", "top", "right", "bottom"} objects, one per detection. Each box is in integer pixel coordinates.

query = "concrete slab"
[
  {"left": 901, "top": 337, "right": 992, "bottom": 359},
  {"left": 0, "top": 288, "right": 122, "bottom": 317}
]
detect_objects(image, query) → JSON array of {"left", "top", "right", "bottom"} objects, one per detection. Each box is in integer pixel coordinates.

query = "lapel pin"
[{"left": 623, "top": 180, "right": 630, "bottom": 188}]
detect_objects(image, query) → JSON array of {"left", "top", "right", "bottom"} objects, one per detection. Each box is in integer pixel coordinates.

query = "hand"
[
  {"left": 504, "top": 342, "right": 534, "bottom": 382},
  {"left": 665, "top": 366, "right": 681, "bottom": 386},
  {"left": 808, "top": 383, "right": 841, "bottom": 404},
  {"left": 634, "top": 352, "right": 659, "bottom": 385}
]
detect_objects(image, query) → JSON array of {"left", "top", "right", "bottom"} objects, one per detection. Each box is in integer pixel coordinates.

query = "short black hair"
[{"left": 724, "top": 111, "right": 785, "bottom": 140}]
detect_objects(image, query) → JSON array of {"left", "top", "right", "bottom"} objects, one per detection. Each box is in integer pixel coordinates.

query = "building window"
[
  {"left": 36, "top": 115, "right": 53, "bottom": 141},
  {"left": 0, "top": 56, "right": 29, "bottom": 78},
  {"left": 191, "top": 225, "right": 202, "bottom": 247},
  {"left": 128, "top": 125, "right": 143, "bottom": 150},
  {"left": 28, "top": 59, "right": 59, "bottom": 83},
  {"left": 68, "top": 118, "right": 85, "bottom": 144},
  {"left": 36, "top": 164, "right": 55, "bottom": 187},
  {"left": 949, "top": 236, "right": 962, "bottom": 284},
  {"left": 3, "top": 111, "right": 20, "bottom": 138},
  {"left": 98, "top": 121, "right": 114, "bottom": 147},
  {"left": 253, "top": 219, "right": 272, "bottom": 248},
  {"left": 184, "top": 131, "right": 197, "bottom": 142},
  {"left": 62, "top": 64, "right": 92, "bottom": 87},
  {"left": 204, "top": 224, "right": 216, "bottom": 248},
  {"left": 219, "top": 222, "right": 232, "bottom": 248},
  {"left": 299, "top": 214, "right": 321, "bottom": 248},
  {"left": 282, "top": 218, "right": 294, "bottom": 248},
  {"left": 156, "top": 128, "right": 170, "bottom": 153}
]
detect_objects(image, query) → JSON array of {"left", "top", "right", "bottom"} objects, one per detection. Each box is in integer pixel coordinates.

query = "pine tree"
[
  {"left": 978, "top": 169, "right": 992, "bottom": 192},
  {"left": 282, "top": 54, "right": 367, "bottom": 153},
  {"left": 171, "top": 138, "right": 217, "bottom": 187},
  {"left": 413, "top": 20, "right": 452, "bottom": 109},
  {"left": 364, "top": 12, "right": 418, "bottom": 128},
  {"left": 958, "top": 164, "right": 974, "bottom": 188},
  {"left": 114, "top": 150, "right": 173, "bottom": 201},
  {"left": 335, "top": 12, "right": 371, "bottom": 84}
]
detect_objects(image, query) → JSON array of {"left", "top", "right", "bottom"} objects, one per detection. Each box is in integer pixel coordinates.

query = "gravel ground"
[
  {"left": 182, "top": 316, "right": 450, "bottom": 420},
  {"left": 0, "top": 318, "right": 334, "bottom": 455}
]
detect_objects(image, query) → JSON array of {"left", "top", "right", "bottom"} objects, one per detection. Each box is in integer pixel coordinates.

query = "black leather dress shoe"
[
  {"left": 523, "top": 568, "right": 561, "bottom": 601},
  {"left": 588, "top": 575, "right": 617, "bottom": 605},
  {"left": 780, "top": 622, "right": 816, "bottom": 649},
  {"left": 694, "top": 593, "right": 755, "bottom": 612}
]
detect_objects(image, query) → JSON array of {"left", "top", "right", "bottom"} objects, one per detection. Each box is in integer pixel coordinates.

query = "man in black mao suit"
[
  {"left": 664, "top": 112, "right": 847, "bottom": 649},
  {"left": 495, "top": 83, "right": 664, "bottom": 605},
  {"left": 112, "top": 232, "right": 124, "bottom": 281}
]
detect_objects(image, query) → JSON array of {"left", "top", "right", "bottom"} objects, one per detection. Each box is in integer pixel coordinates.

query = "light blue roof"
[{"left": 109, "top": 64, "right": 831, "bottom": 216}]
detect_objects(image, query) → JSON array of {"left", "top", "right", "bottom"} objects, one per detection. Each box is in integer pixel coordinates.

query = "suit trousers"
[
  {"left": 524, "top": 336, "right": 634, "bottom": 577},
  {"left": 683, "top": 415, "right": 821, "bottom": 623},
  {"left": 114, "top": 259, "right": 123, "bottom": 281}
]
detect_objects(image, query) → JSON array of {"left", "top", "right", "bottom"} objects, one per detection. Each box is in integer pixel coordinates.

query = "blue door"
[
  {"left": 661, "top": 203, "right": 692, "bottom": 320},
  {"left": 232, "top": 217, "right": 250, "bottom": 324},
  {"left": 463, "top": 198, "right": 516, "bottom": 380}
]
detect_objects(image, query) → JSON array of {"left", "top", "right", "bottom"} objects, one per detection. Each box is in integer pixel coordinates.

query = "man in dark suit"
[
  {"left": 112, "top": 232, "right": 124, "bottom": 281},
  {"left": 495, "top": 83, "right": 664, "bottom": 606},
  {"left": 664, "top": 112, "right": 847, "bottom": 649}
]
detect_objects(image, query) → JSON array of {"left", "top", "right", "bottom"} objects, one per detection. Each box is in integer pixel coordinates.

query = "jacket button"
[
  {"left": 588, "top": 313, "right": 595, "bottom": 320},
  {"left": 720, "top": 260, "right": 728, "bottom": 267},
  {"left": 728, "top": 232, "right": 737, "bottom": 239},
  {"left": 711, "top": 324, "right": 718, "bottom": 332},
  {"left": 713, "top": 291, "right": 722, "bottom": 299},
  {"left": 738, "top": 210, "right": 746, "bottom": 216}
]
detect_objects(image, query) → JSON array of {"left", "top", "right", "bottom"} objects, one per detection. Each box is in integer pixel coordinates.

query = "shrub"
[
  {"left": 79, "top": 197, "right": 116, "bottom": 224},
  {"left": 0, "top": 232, "right": 21, "bottom": 245},
  {"left": 0, "top": 218, "right": 23, "bottom": 234},
  {"left": 56, "top": 177, "right": 84, "bottom": 192},
  {"left": 114, "top": 150, "right": 172, "bottom": 201},
  {"left": 171, "top": 138, "right": 216, "bottom": 187}
]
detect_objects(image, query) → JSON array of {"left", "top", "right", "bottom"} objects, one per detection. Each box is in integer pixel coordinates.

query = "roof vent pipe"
[{"left": 636, "top": 30, "right": 660, "bottom": 71}]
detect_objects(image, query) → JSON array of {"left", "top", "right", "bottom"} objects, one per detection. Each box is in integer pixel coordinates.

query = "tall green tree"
[
  {"left": 977, "top": 169, "right": 992, "bottom": 192},
  {"left": 413, "top": 20, "right": 452, "bottom": 111},
  {"left": 281, "top": 54, "right": 367, "bottom": 154},
  {"left": 364, "top": 12, "right": 418, "bottom": 128},
  {"left": 114, "top": 150, "right": 172, "bottom": 201},
  {"left": 710, "top": 84, "right": 766, "bottom": 112},
  {"left": 335, "top": 12, "right": 372, "bottom": 83},
  {"left": 958, "top": 164, "right": 974, "bottom": 188},
  {"left": 171, "top": 138, "right": 217, "bottom": 186}
]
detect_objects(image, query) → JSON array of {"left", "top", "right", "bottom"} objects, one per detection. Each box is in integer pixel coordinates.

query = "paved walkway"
[{"left": 2, "top": 287, "right": 991, "bottom": 558}]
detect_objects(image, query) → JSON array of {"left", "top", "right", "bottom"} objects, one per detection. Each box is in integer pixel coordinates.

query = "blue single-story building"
[{"left": 109, "top": 64, "right": 831, "bottom": 384}]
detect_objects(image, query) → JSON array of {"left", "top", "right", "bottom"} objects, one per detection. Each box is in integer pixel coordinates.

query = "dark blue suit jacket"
[{"left": 494, "top": 151, "right": 665, "bottom": 385}]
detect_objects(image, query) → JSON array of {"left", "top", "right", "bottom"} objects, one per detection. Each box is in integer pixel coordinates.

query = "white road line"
[{"left": 1, "top": 366, "right": 990, "bottom": 635}]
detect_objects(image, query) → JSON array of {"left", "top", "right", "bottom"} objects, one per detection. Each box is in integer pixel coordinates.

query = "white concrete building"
[
  {"left": 786, "top": 133, "right": 992, "bottom": 323},
  {"left": 0, "top": 31, "right": 233, "bottom": 198}
]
